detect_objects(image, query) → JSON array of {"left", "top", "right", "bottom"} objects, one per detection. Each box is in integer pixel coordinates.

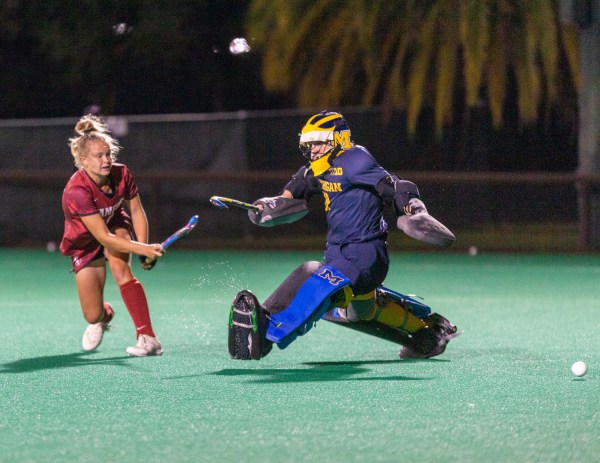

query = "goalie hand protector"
[
  {"left": 248, "top": 196, "right": 309, "bottom": 227},
  {"left": 402, "top": 197, "right": 428, "bottom": 215},
  {"left": 396, "top": 199, "right": 456, "bottom": 247},
  {"left": 376, "top": 176, "right": 455, "bottom": 247}
]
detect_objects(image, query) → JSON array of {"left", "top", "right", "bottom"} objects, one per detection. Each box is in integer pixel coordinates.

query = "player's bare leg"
[
  {"left": 106, "top": 228, "right": 162, "bottom": 356},
  {"left": 75, "top": 258, "right": 114, "bottom": 351}
]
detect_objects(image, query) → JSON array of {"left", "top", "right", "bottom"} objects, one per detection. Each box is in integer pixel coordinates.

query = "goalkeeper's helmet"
[{"left": 299, "top": 111, "right": 353, "bottom": 175}]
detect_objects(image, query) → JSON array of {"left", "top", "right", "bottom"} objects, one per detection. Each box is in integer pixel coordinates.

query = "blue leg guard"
[{"left": 266, "top": 265, "right": 351, "bottom": 349}]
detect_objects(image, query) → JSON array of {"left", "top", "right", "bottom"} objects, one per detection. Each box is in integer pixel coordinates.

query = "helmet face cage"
[
  {"left": 298, "top": 111, "right": 351, "bottom": 158},
  {"left": 299, "top": 140, "right": 331, "bottom": 158},
  {"left": 298, "top": 140, "right": 313, "bottom": 158}
]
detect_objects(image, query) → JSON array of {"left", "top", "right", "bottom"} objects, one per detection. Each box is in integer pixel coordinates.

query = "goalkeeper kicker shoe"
[
  {"left": 399, "top": 313, "right": 461, "bottom": 359},
  {"left": 423, "top": 313, "right": 459, "bottom": 339},
  {"left": 82, "top": 302, "right": 114, "bottom": 351},
  {"left": 126, "top": 334, "right": 163, "bottom": 357},
  {"left": 228, "top": 290, "right": 272, "bottom": 360}
]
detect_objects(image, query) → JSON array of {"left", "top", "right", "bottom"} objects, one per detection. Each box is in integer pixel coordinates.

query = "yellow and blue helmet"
[{"left": 298, "top": 111, "right": 353, "bottom": 174}]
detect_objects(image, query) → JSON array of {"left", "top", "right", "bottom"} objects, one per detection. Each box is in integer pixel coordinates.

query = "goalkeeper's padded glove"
[
  {"left": 402, "top": 198, "right": 428, "bottom": 216},
  {"left": 252, "top": 196, "right": 281, "bottom": 211}
]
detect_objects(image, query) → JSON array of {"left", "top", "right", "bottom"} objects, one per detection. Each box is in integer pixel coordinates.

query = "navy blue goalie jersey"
[{"left": 285, "top": 146, "right": 390, "bottom": 245}]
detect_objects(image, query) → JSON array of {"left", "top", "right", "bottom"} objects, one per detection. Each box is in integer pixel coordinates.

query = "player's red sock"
[{"left": 119, "top": 278, "right": 156, "bottom": 338}]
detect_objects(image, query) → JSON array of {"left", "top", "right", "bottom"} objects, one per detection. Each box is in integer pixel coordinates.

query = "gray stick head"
[{"left": 397, "top": 213, "right": 456, "bottom": 247}]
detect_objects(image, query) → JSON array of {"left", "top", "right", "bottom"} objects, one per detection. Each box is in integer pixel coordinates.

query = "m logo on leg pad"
[{"left": 317, "top": 268, "right": 346, "bottom": 286}]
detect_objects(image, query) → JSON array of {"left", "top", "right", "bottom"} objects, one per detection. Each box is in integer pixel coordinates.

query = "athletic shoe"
[
  {"left": 228, "top": 290, "right": 272, "bottom": 360},
  {"left": 81, "top": 302, "right": 114, "bottom": 351},
  {"left": 126, "top": 334, "right": 163, "bottom": 357},
  {"left": 82, "top": 323, "right": 109, "bottom": 351}
]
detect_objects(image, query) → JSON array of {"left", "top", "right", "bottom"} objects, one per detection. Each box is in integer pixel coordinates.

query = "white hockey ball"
[{"left": 571, "top": 361, "right": 588, "bottom": 377}]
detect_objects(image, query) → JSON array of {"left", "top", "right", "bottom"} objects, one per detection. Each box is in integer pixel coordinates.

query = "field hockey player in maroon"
[{"left": 60, "top": 114, "right": 165, "bottom": 356}]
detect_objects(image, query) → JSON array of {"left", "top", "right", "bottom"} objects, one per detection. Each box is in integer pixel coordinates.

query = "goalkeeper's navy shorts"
[{"left": 324, "top": 237, "right": 389, "bottom": 296}]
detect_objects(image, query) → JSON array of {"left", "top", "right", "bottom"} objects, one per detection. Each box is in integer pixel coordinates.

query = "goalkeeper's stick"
[
  {"left": 210, "top": 196, "right": 261, "bottom": 212},
  {"left": 145, "top": 214, "right": 199, "bottom": 265}
]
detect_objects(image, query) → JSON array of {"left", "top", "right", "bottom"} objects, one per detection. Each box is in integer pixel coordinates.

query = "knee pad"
[{"left": 265, "top": 264, "right": 351, "bottom": 349}]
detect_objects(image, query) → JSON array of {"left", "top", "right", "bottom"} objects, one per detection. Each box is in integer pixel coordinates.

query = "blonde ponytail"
[{"left": 68, "top": 114, "right": 121, "bottom": 168}]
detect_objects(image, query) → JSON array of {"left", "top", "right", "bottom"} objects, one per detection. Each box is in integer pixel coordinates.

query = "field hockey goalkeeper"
[{"left": 226, "top": 111, "right": 460, "bottom": 360}]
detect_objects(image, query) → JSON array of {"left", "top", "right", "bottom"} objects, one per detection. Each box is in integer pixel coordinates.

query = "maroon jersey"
[{"left": 60, "top": 163, "right": 139, "bottom": 271}]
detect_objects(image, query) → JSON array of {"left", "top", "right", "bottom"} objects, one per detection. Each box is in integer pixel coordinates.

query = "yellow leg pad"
[{"left": 371, "top": 300, "right": 426, "bottom": 333}]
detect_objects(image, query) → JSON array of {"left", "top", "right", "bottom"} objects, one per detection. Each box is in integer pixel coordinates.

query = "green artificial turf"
[{"left": 1, "top": 249, "right": 599, "bottom": 463}]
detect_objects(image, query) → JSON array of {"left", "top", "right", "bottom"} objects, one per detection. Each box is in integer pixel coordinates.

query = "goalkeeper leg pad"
[
  {"left": 374, "top": 289, "right": 461, "bottom": 357},
  {"left": 325, "top": 309, "right": 456, "bottom": 358},
  {"left": 228, "top": 290, "right": 272, "bottom": 360},
  {"left": 366, "top": 288, "right": 429, "bottom": 333},
  {"left": 376, "top": 287, "right": 432, "bottom": 320},
  {"left": 265, "top": 264, "right": 351, "bottom": 349},
  {"left": 324, "top": 288, "right": 460, "bottom": 358}
]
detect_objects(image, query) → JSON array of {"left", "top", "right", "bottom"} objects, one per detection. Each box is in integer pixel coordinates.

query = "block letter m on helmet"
[
  {"left": 317, "top": 268, "right": 346, "bottom": 286},
  {"left": 333, "top": 130, "right": 352, "bottom": 150}
]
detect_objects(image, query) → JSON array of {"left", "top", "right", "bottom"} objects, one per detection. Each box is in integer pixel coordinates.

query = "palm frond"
[
  {"left": 486, "top": 17, "right": 508, "bottom": 127},
  {"left": 435, "top": 2, "right": 460, "bottom": 138},
  {"left": 407, "top": 2, "right": 440, "bottom": 135},
  {"left": 460, "top": 0, "right": 490, "bottom": 107},
  {"left": 560, "top": 23, "right": 580, "bottom": 93},
  {"left": 247, "top": 0, "right": 577, "bottom": 140}
]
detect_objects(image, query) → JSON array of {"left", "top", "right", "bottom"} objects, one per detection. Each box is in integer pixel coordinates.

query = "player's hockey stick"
[
  {"left": 144, "top": 214, "right": 199, "bottom": 265},
  {"left": 210, "top": 196, "right": 261, "bottom": 212}
]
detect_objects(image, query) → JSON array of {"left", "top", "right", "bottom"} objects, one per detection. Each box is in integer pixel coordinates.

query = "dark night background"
[
  {"left": 0, "top": 1, "right": 283, "bottom": 117},
  {"left": 0, "top": 1, "right": 579, "bottom": 172}
]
